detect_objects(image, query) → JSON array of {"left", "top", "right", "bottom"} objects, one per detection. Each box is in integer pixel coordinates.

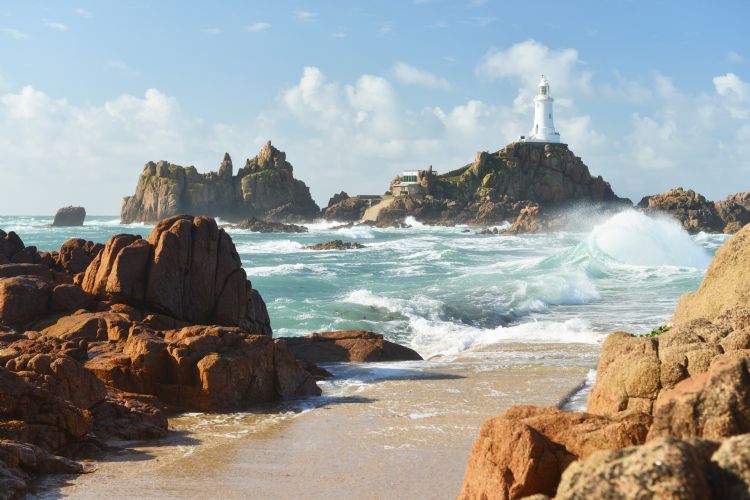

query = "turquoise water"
[{"left": 0, "top": 209, "right": 727, "bottom": 358}]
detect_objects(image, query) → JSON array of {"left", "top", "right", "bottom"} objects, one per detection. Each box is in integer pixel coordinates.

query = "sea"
[{"left": 4, "top": 208, "right": 730, "bottom": 498}]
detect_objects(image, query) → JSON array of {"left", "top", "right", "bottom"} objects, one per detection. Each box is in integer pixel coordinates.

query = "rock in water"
[
  {"left": 120, "top": 141, "right": 320, "bottom": 223},
  {"left": 52, "top": 206, "right": 86, "bottom": 227},
  {"left": 303, "top": 240, "right": 366, "bottom": 250},
  {"left": 232, "top": 218, "right": 308, "bottom": 233},
  {"left": 638, "top": 187, "right": 750, "bottom": 234},
  {"left": 282, "top": 331, "right": 423, "bottom": 363}
]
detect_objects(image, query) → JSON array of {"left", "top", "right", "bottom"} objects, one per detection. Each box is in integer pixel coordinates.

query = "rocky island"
[
  {"left": 121, "top": 141, "right": 320, "bottom": 224},
  {"left": 324, "top": 141, "right": 629, "bottom": 229}
]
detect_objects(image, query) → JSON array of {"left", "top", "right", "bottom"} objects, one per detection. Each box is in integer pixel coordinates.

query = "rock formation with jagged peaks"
[{"left": 120, "top": 141, "right": 320, "bottom": 223}]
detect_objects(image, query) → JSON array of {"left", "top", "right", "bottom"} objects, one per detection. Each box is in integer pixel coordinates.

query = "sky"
[{"left": 0, "top": 0, "right": 748, "bottom": 215}]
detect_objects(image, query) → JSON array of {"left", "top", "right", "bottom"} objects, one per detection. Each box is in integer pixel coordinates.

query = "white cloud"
[
  {"left": 203, "top": 27, "right": 222, "bottom": 35},
  {"left": 105, "top": 60, "right": 138, "bottom": 76},
  {"left": 45, "top": 21, "right": 69, "bottom": 31},
  {"left": 477, "top": 39, "right": 593, "bottom": 111},
  {"left": 378, "top": 22, "right": 393, "bottom": 36},
  {"left": 0, "top": 28, "right": 28, "bottom": 40},
  {"left": 470, "top": 16, "right": 495, "bottom": 27},
  {"left": 728, "top": 51, "right": 745, "bottom": 64},
  {"left": 75, "top": 8, "right": 93, "bottom": 18},
  {"left": 393, "top": 62, "right": 451, "bottom": 90},
  {"left": 246, "top": 22, "right": 271, "bottom": 32},
  {"left": 294, "top": 10, "right": 317, "bottom": 22},
  {"left": 332, "top": 31, "right": 347, "bottom": 39},
  {"left": 714, "top": 73, "right": 750, "bottom": 119}
]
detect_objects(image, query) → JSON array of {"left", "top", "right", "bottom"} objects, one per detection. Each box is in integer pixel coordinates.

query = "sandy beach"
[{"left": 34, "top": 343, "right": 597, "bottom": 499}]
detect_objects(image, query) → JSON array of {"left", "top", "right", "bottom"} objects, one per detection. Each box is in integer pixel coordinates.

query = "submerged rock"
[
  {"left": 233, "top": 218, "right": 308, "bottom": 233},
  {"left": 120, "top": 141, "right": 320, "bottom": 224},
  {"left": 303, "top": 240, "right": 366, "bottom": 251},
  {"left": 52, "top": 206, "right": 86, "bottom": 227},
  {"left": 282, "top": 331, "right": 423, "bottom": 363}
]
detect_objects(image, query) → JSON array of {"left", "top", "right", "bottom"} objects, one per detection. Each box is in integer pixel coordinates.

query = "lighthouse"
[{"left": 520, "top": 75, "right": 561, "bottom": 143}]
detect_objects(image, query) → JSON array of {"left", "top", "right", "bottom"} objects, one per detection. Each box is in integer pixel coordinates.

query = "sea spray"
[{"left": 588, "top": 209, "right": 711, "bottom": 268}]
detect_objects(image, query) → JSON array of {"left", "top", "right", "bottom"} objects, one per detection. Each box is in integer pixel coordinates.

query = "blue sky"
[{"left": 0, "top": 0, "right": 748, "bottom": 214}]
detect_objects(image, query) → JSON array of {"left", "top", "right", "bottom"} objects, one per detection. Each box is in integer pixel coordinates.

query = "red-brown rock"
[
  {"left": 458, "top": 406, "right": 651, "bottom": 500},
  {"left": 82, "top": 216, "right": 272, "bottom": 334},
  {"left": 50, "top": 284, "right": 93, "bottom": 312},
  {"left": 0, "top": 276, "right": 52, "bottom": 328},
  {"left": 0, "top": 366, "right": 92, "bottom": 453},
  {"left": 282, "top": 330, "right": 423, "bottom": 363},
  {"left": 41, "top": 311, "right": 133, "bottom": 342},
  {"left": 649, "top": 357, "right": 750, "bottom": 440}
]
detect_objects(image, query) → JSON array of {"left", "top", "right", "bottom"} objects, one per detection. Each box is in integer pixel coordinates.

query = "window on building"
[
  {"left": 541, "top": 87, "right": 547, "bottom": 95},
  {"left": 549, "top": 113, "right": 552, "bottom": 119}
]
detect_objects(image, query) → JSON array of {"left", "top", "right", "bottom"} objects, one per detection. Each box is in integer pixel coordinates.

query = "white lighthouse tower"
[{"left": 520, "top": 75, "right": 561, "bottom": 143}]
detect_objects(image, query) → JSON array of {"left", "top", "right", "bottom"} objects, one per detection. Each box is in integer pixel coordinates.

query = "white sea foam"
[
  {"left": 588, "top": 210, "right": 711, "bottom": 268},
  {"left": 235, "top": 240, "right": 304, "bottom": 254},
  {"left": 245, "top": 263, "right": 328, "bottom": 277}
]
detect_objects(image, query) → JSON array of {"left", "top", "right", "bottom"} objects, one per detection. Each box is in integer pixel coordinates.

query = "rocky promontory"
[
  {"left": 459, "top": 222, "right": 750, "bottom": 498},
  {"left": 121, "top": 141, "right": 320, "bottom": 224},
  {"left": 337, "top": 142, "right": 628, "bottom": 228},
  {"left": 639, "top": 187, "right": 750, "bottom": 234}
]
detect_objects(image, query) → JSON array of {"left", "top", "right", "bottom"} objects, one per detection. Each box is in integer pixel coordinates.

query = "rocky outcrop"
[
  {"left": 52, "top": 206, "right": 86, "bottom": 227},
  {"left": 82, "top": 215, "right": 272, "bottom": 335},
  {"left": 0, "top": 217, "right": 329, "bottom": 490},
  {"left": 282, "top": 331, "right": 423, "bottom": 363},
  {"left": 232, "top": 218, "right": 308, "bottom": 233},
  {"left": 303, "top": 240, "right": 366, "bottom": 251},
  {"left": 372, "top": 142, "right": 627, "bottom": 228},
  {"left": 86, "top": 326, "right": 320, "bottom": 410},
  {"left": 639, "top": 187, "right": 750, "bottom": 234},
  {"left": 323, "top": 195, "right": 372, "bottom": 222},
  {"left": 459, "top": 406, "right": 650, "bottom": 499},
  {"left": 673, "top": 222, "right": 750, "bottom": 325},
  {"left": 121, "top": 141, "right": 320, "bottom": 224},
  {"left": 0, "top": 439, "right": 87, "bottom": 500}
]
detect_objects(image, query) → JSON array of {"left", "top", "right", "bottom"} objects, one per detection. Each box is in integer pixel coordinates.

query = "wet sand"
[{"left": 34, "top": 343, "right": 598, "bottom": 500}]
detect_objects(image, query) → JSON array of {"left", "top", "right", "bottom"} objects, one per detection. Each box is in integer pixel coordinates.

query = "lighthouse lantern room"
[{"left": 520, "top": 75, "right": 561, "bottom": 143}]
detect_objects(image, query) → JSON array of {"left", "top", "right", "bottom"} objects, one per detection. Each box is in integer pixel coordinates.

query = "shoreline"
[{"left": 32, "top": 342, "right": 598, "bottom": 499}]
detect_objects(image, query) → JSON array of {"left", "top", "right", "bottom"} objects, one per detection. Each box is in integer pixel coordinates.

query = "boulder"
[
  {"left": 0, "top": 263, "right": 53, "bottom": 282},
  {"left": 82, "top": 216, "right": 272, "bottom": 334},
  {"left": 2, "top": 350, "right": 106, "bottom": 411},
  {"left": 0, "top": 366, "right": 92, "bottom": 453},
  {"left": 56, "top": 238, "right": 103, "bottom": 274},
  {"left": 649, "top": 357, "right": 750, "bottom": 440},
  {"left": 0, "top": 276, "right": 52, "bottom": 328},
  {"left": 458, "top": 406, "right": 650, "bottom": 500},
  {"left": 709, "top": 434, "right": 750, "bottom": 498},
  {"left": 50, "top": 284, "right": 93, "bottom": 312},
  {"left": 0, "top": 439, "right": 86, "bottom": 500},
  {"left": 673, "top": 223, "right": 750, "bottom": 325},
  {"left": 41, "top": 311, "right": 134, "bottom": 342},
  {"left": 86, "top": 326, "right": 320, "bottom": 410},
  {"left": 90, "top": 389, "right": 168, "bottom": 440},
  {"left": 0, "top": 231, "right": 24, "bottom": 263},
  {"left": 52, "top": 206, "right": 86, "bottom": 227},
  {"left": 282, "top": 331, "right": 423, "bottom": 363},
  {"left": 554, "top": 438, "right": 713, "bottom": 499}
]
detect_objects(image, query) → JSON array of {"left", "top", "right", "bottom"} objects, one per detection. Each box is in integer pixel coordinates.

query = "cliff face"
[
  {"left": 121, "top": 141, "right": 320, "bottom": 223},
  {"left": 639, "top": 187, "right": 750, "bottom": 234},
  {"left": 369, "top": 141, "right": 626, "bottom": 227}
]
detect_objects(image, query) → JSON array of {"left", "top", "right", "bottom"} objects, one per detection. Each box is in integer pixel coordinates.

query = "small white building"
[
  {"left": 519, "top": 75, "right": 561, "bottom": 144},
  {"left": 392, "top": 170, "right": 422, "bottom": 196}
]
